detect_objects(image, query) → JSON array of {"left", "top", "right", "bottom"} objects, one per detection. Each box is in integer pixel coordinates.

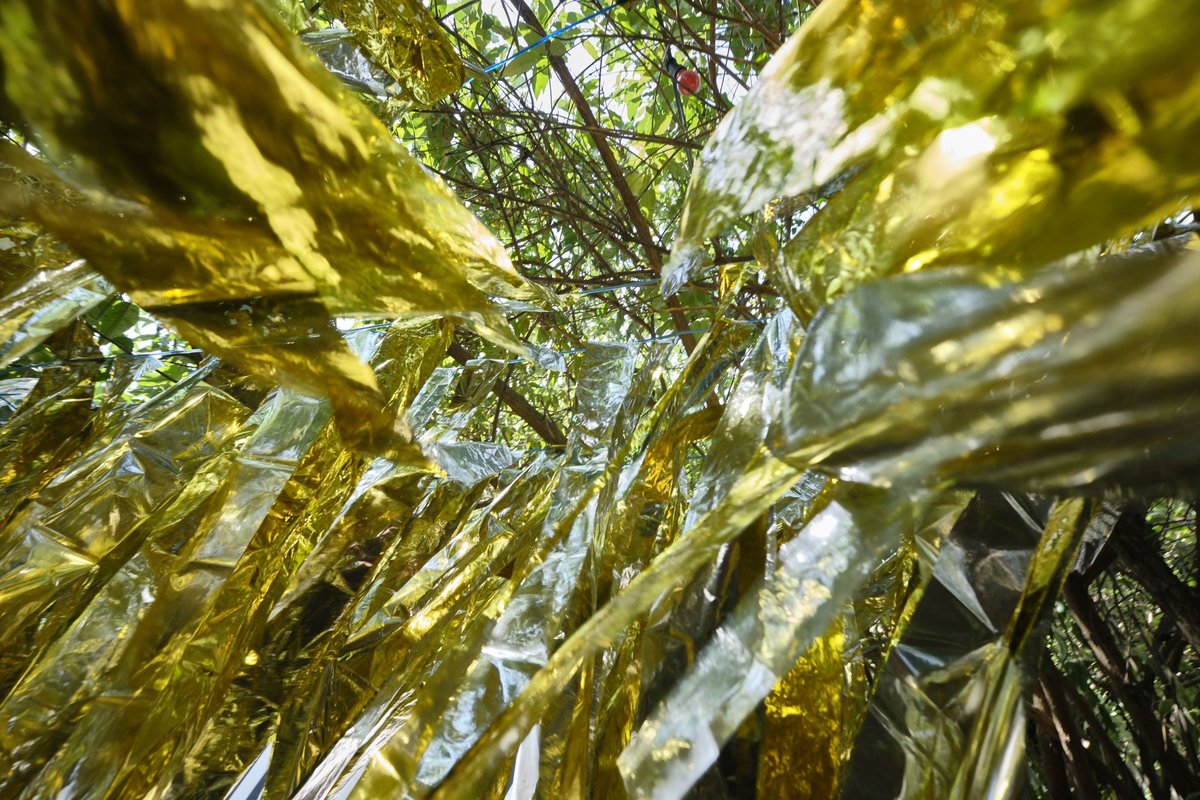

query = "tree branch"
[
  {"left": 508, "top": 0, "right": 699, "bottom": 355},
  {"left": 447, "top": 341, "right": 567, "bottom": 446}
]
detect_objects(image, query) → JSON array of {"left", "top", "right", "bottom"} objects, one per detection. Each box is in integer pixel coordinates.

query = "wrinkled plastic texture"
[
  {"left": 319, "top": 0, "right": 465, "bottom": 106},
  {"left": 0, "top": 0, "right": 541, "bottom": 453},
  {"left": 0, "top": 216, "right": 110, "bottom": 367},
  {"left": 303, "top": 29, "right": 396, "bottom": 98},
  {"left": 1, "top": 0, "right": 1198, "bottom": 797},
  {"left": 665, "top": 0, "right": 1200, "bottom": 295},
  {"left": 844, "top": 494, "right": 1089, "bottom": 799},
  {"left": 776, "top": 241, "right": 1200, "bottom": 494}
]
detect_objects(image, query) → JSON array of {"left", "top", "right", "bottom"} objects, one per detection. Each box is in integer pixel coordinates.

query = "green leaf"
[
  {"left": 498, "top": 47, "right": 542, "bottom": 77},
  {"left": 90, "top": 300, "right": 139, "bottom": 338}
]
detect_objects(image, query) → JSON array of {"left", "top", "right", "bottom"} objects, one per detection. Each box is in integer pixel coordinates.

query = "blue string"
[{"left": 481, "top": 0, "right": 631, "bottom": 75}]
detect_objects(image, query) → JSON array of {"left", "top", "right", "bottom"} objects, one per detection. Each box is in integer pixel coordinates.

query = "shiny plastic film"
[
  {"left": 616, "top": 485, "right": 941, "bottom": 800},
  {"left": 776, "top": 240, "right": 1200, "bottom": 493},
  {"left": 0, "top": 371, "right": 256, "bottom": 790},
  {"left": 0, "top": 220, "right": 110, "bottom": 367},
  {"left": 319, "top": 0, "right": 465, "bottom": 105},
  {"left": 665, "top": 0, "right": 1200, "bottom": 295},
  {"left": 0, "top": 0, "right": 544, "bottom": 452},
  {"left": 302, "top": 29, "right": 397, "bottom": 98},
  {"left": 1, "top": 0, "right": 1198, "bottom": 797},
  {"left": 844, "top": 495, "right": 1090, "bottom": 799}
]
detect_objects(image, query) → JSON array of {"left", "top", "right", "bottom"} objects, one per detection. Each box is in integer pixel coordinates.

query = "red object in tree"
[{"left": 675, "top": 68, "right": 701, "bottom": 96}]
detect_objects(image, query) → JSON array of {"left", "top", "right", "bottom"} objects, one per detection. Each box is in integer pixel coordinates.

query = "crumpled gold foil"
[
  {"left": 0, "top": 360, "right": 254, "bottom": 791},
  {"left": 0, "top": 0, "right": 544, "bottom": 453},
  {"left": 843, "top": 495, "right": 1089, "bottom": 799},
  {"left": 0, "top": 212, "right": 109, "bottom": 367},
  {"left": 0, "top": 322, "right": 102, "bottom": 525},
  {"left": 665, "top": 0, "right": 1200, "bottom": 296},
  {"left": 776, "top": 240, "right": 1200, "bottom": 493},
  {"left": 1, "top": 0, "right": 1198, "bottom": 797},
  {"left": 321, "top": 0, "right": 465, "bottom": 106}
]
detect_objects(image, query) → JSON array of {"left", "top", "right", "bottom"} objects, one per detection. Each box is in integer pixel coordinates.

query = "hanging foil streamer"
[
  {"left": 0, "top": 0, "right": 547, "bottom": 453},
  {"left": 303, "top": 29, "right": 397, "bottom": 98},
  {"left": 319, "top": 0, "right": 465, "bottom": 106},
  {"left": 0, "top": 0, "right": 1197, "bottom": 797},
  {"left": 664, "top": 0, "right": 1200, "bottom": 295}
]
